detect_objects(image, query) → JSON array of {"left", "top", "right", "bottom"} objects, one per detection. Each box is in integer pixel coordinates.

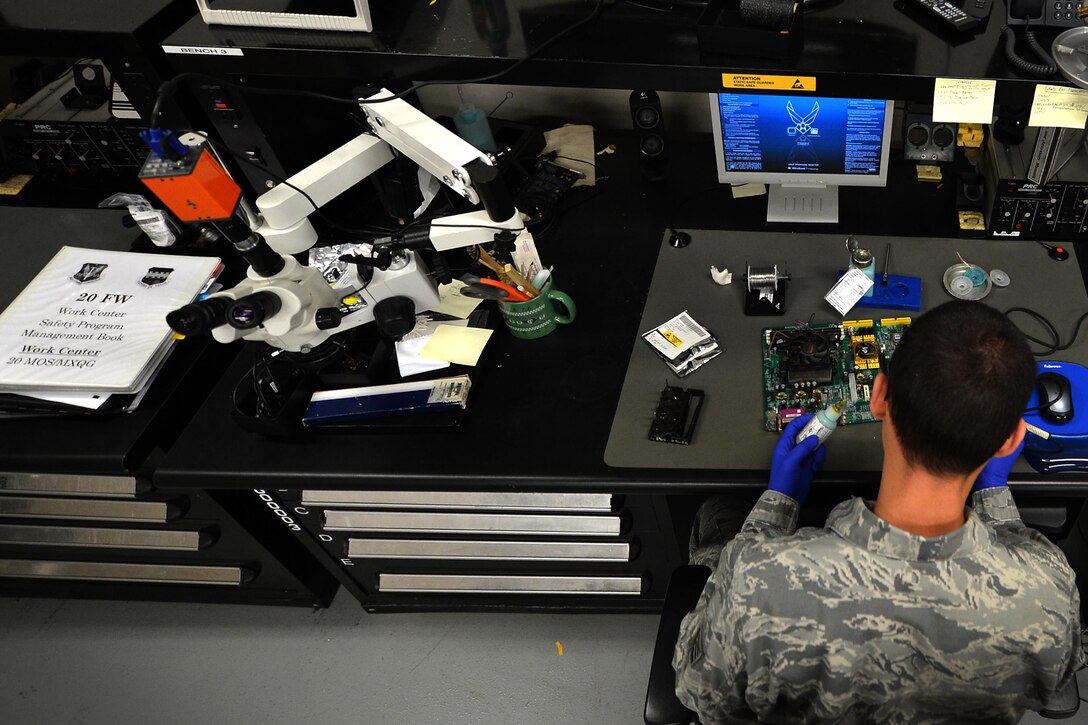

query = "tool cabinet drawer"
[
  {"left": 279, "top": 488, "right": 683, "bottom": 612},
  {"left": 0, "top": 477, "right": 336, "bottom": 606}
]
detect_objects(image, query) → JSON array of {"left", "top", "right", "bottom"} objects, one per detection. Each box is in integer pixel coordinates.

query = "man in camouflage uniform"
[{"left": 674, "top": 300, "right": 1082, "bottom": 723}]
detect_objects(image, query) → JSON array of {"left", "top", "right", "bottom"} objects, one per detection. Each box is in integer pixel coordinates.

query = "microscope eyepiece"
[
  {"left": 166, "top": 296, "right": 231, "bottom": 336},
  {"left": 226, "top": 291, "right": 282, "bottom": 330}
]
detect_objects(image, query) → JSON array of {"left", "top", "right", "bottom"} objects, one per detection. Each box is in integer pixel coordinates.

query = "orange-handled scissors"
[{"left": 460, "top": 274, "right": 531, "bottom": 302}]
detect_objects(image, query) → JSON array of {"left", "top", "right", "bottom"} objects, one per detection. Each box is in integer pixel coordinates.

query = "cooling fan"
[{"left": 783, "top": 330, "right": 836, "bottom": 386}]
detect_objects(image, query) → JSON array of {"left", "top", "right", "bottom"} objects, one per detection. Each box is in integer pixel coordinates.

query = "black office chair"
[{"left": 644, "top": 565, "right": 1081, "bottom": 724}]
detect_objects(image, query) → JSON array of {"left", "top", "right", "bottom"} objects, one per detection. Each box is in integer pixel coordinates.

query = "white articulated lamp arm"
[
  {"left": 357, "top": 89, "right": 524, "bottom": 238},
  {"left": 254, "top": 134, "right": 394, "bottom": 255},
  {"left": 359, "top": 89, "right": 490, "bottom": 206},
  {"left": 254, "top": 88, "right": 523, "bottom": 257}
]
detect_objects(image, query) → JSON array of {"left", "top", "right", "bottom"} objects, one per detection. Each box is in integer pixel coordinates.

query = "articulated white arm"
[{"left": 253, "top": 88, "right": 523, "bottom": 256}]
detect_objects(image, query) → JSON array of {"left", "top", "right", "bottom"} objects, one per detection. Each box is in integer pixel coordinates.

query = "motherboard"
[{"left": 761, "top": 317, "right": 911, "bottom": 432}]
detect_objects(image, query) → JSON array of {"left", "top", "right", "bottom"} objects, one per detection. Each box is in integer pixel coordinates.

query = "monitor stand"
[{"left": 766, "top": 183, "right": 839, "bottom": 224}]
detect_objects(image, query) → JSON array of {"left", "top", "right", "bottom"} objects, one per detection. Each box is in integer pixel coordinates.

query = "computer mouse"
[{"left": 1038, "top": 372, "right": 1074, "bottom": 424}]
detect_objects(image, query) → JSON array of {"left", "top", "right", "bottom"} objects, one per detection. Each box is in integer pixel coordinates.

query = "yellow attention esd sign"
[{"left": 721, "top": 74, "right": 816, "bottom": 92}]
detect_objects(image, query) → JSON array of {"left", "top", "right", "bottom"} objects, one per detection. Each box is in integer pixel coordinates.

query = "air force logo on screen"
[{"left": 786, "top": 101, "right": 820, "bottom": 137}]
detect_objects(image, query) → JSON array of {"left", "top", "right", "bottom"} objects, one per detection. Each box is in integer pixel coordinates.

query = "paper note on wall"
[
  {"left": 932, "top": 78, "right": 996, "bottom": 124},
  {"left": 1029, "top": 85, "right": 1088, "bottom": 129}
]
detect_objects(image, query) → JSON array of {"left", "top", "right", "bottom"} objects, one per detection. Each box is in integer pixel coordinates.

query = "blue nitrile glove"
[
  {"left": 768, "top": 415, "right": 829, "bottom": 504},
  {"left": 973, "top": 438, "right": 1026, "bottom": 491}
]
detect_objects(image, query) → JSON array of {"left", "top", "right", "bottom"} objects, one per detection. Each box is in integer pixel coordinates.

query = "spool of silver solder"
[
  {"left": 746, "top": 266, "right": 779, "bottom": 292},
  {"left": 746, "top": 264, "right": 790, "bottom": 294}
]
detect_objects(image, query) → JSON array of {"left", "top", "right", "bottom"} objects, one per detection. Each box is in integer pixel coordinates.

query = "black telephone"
[
  {"left": 1007, "top": 0, "right": 1083, "bottom": 27},
  {"left": 1003, "top": 0, "right": 1062, "bottom": 77}
]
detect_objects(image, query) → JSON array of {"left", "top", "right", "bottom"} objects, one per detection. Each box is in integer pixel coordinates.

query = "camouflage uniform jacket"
[{"left": 673, "top": 487, "right": 1082, "bottom": 724}]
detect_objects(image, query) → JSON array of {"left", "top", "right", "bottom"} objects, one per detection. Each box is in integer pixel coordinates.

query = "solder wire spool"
[{"left": 747, "top": 265, "right": 788, "bottom": 296}]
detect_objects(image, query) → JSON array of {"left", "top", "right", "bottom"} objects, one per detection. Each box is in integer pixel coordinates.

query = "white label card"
[
  {"left": 162, "top": 45, "right": 244, "bottom": 56},
  {"left": 824, "top": 268, "right": 874, "bottom": 316}
]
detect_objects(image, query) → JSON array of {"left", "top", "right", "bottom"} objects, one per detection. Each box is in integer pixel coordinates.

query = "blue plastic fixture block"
[{"left": 837, "top": 271, "right": 922, "bottom": 311}]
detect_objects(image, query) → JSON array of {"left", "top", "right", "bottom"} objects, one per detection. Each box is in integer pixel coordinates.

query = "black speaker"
[
  {"left": 993, "top": 104, "right": 1029, "bottom": 146},
  {"left": 903, "top": 114, "right": 957, "bottom": 163},
  {"left": 630, "top": 90, "right": 667, "bottom": 181}
]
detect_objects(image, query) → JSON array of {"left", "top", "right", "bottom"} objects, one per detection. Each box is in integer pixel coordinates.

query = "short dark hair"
[{"left": 884, "top": 300, "right": 1035, "bottom": 476}]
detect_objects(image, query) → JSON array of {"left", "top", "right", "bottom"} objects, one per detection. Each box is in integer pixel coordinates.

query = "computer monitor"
[
  {"left": 709, "top": 93, "right": 894, "bottom": 224},
  {"left": 196, "top": 0, "right": 372, "bottom": 32}
]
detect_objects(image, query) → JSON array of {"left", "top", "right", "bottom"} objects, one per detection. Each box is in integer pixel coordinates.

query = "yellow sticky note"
[
  {"left": 433, "top": 280, "right": 483, "bottom": 319},
  {"left": 418, "top": 324, "right": 493, "bottom": 367},
  {"left": 730, "top": 182, "right": 767, "bottom": 199},
  {"left": 1029, "top": 85, "right": 1088, "bottom": 129},
  {"left": 932, "top": 78, "right": 995, "bottom": 124}
]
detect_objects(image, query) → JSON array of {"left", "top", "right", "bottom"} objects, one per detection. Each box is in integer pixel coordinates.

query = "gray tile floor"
[
  {"left": 1, "top": 591, "right": 1085, "bottom": 724},
  {"left": 0, "top": 591, "right": 658, "bottom": 724}
]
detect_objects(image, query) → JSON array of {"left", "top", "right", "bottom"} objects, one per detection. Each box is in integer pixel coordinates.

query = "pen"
[{"left": 881, "top": 243, "right": 891, "bottom": 286}]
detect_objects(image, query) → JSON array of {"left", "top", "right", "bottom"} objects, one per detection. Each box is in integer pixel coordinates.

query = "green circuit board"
[{"left": 761, "top": 317, "right": 911, "bottom": 432}]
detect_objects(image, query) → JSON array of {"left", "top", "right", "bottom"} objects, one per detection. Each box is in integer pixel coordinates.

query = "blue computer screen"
[{"left": 715, "top": 94, "right": 887, "bottom": 176}]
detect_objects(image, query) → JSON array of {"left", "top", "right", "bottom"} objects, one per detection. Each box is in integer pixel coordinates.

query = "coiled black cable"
[
  {"left": 1001, "top": 23, "right": 1056, "bottom": 78},
  {"left": 1005, "top": 307, "right": 1088, "bottom": 357}
]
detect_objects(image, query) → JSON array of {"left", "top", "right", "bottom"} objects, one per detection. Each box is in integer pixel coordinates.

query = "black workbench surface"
[
  {"left": 153, "top": 131, "right": 1088, "bottom": 494},
  {"left": 161, "top": 0, "right": 1056, "bottom": 104},
  {"left": 0, "top": 207, "right": 233, "bottom": 475},
  {"left": 607, "top": 232, "right": 1088, "bottom": 473}
]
